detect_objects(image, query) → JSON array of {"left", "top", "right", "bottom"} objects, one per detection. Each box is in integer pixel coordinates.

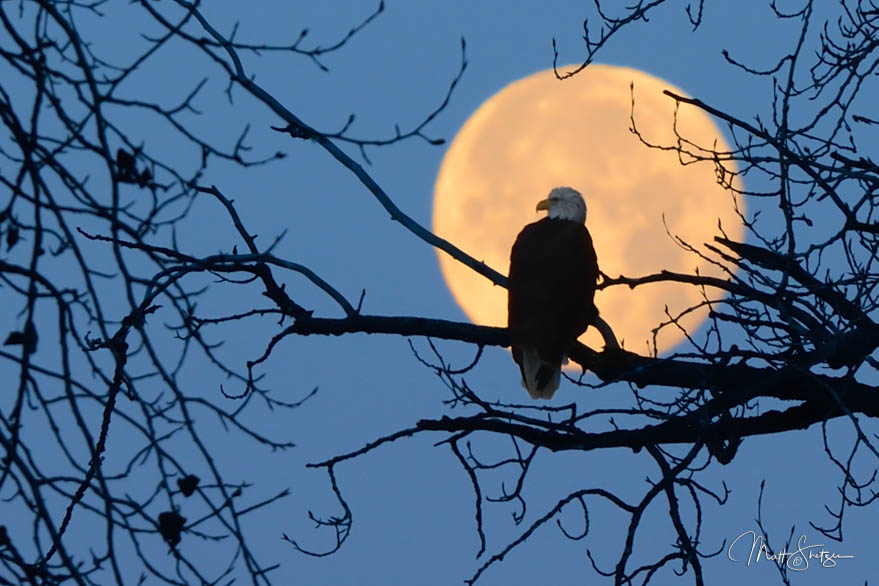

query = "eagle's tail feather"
[{"left": 519, "top": 348, "right": 560, "bottom": 400}]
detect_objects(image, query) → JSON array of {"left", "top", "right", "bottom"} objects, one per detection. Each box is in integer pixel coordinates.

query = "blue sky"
[{"left": 4, "top": 1, "right": 875, "bottom": 584}]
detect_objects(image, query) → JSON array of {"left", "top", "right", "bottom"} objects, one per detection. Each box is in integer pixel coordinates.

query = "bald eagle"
[{"left": 507, "top": 187, "right": 599, "bottom": 399}]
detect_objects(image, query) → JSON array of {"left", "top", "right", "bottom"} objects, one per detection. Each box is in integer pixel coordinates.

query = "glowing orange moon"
[{"left": 432, "top": 65, "right": 743, "bottom": 355}]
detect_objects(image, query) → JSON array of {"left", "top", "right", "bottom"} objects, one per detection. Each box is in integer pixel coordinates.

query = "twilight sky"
[{"left": 4, "top": 1, "right": 875, "bottom": 585}]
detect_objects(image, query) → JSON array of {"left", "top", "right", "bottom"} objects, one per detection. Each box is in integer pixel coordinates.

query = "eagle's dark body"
[{"left": 508, "top": 217, "right": 599, "bottom": 399}]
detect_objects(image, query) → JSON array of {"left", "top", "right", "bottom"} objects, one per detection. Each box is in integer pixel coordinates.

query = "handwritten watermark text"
[{"left": 728, "top": 531, "right": 854, "bottom": 571}]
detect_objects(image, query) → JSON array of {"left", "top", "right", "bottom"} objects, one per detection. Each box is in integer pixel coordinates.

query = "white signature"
[{"left": 728, "top": 531, "right": 854, "bottom": 570}]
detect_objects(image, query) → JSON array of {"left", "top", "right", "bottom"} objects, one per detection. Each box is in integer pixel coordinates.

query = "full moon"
[{"left": 432, "top": 65, "right": 742, "bottom": 355}]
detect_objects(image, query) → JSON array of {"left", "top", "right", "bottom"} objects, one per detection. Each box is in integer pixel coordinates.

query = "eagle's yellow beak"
[{"left": 535, "top": 199, "right": 551, "bottom": 212}]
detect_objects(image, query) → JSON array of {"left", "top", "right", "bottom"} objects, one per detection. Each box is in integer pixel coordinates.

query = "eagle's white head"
[{"left": 536, "top": 186, "right": 587, "bottom": 224}]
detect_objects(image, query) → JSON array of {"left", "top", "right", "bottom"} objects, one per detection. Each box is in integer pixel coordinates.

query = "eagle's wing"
[{"left": 508, "top": 219, "right": 598, "bottom": 398}]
